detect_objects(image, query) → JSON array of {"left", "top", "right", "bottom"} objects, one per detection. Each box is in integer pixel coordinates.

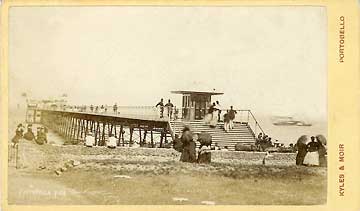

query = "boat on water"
[{"left": 272, "top": 116, "right": 312, "bottom": 126}]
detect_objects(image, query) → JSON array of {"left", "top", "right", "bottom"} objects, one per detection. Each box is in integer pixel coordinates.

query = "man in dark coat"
[{"left": 179, "top": 126, "right": 196, "bottom": 163}]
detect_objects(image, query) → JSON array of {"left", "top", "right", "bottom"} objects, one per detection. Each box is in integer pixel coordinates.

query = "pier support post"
[
  {"left": 160, "top": 132, "right": 164, "bottom": 148},
  {"left": 129, "top": 127, "right": 134, "bottom": 145},
  {"left": 151, "top": 129, "right": 154, "bottom": 148},
  {"left": 101, "top": 122, "right": 106, "bottom": 146},
  {"left": 139, "top": 127, "right": 142, "bottom": 147},
  {"left": 143, "top": 130, "right": 148, "bottom": 146},
  {"left": 95, "top": 121, "right": 100, "bottom": 146}
]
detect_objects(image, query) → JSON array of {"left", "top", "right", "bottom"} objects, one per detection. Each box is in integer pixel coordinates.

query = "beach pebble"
[
  {"left": 201, "top": 201, "right": 216, "bottom": 205},
  {"left": 54, "top": 170, "right": 62, "bottom": 176},
  {"left": 113, "top": 175, "right": 132, "bottom": 179},
  {"left": 72, "top": 160, "right": 81, "bottom": 166},
  {"left": 60, "top": 167, "right": 67, "bottom": 172},
  {"left": 64, "top": 162, "right": 73, "bottom": 168},
  {"left": 38, "top": 165, "right": 46, "bottom": 170},
  {"left": 172, "top": 197, "right": 189, "bottom": 202}
]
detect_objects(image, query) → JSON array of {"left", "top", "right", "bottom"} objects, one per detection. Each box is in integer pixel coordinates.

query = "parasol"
[{"left": 316, "top": 134, "right": 327, "bottom": 146}]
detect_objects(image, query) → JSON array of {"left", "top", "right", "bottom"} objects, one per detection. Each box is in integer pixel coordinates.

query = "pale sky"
[{"left": 9, "top": 6, "right": 327, "bottom": 121}]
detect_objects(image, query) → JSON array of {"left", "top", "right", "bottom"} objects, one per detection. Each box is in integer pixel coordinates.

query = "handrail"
[
  {"left": 38, "top": 105, "right": 266, "bottom": 137},
  {"left": 249, "top": 110, "right": 265, "bottom": 135}
]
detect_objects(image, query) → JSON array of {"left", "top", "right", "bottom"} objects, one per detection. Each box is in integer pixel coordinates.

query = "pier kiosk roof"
[
  {"left": 171, "top": 90, "right": 223, "bottom": 120},
  {"left": 171, "top": 90, "right": 224, "bottom": 95}
]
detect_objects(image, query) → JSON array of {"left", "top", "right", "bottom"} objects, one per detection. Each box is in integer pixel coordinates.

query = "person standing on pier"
[
  {"left": 113, "top": 103, "right": 118, "bottom": 114},
  {"left": 104, "top": 105, "right": 108, "bottom": 113},
  {"left": 223, "top": 112, "right": 230, "bottom": 132},
  {"left": 90, "top": 105, "right": 94, "bottom": 112},
  {"left": 165, "top": 99, "right": 174, "bottom": 119},
  {"left": 155, "top": 98, "right": 164, "bottom": 118},
  {"left": 228, "top": 106, "right": 237, "bottom": 130},
  {"left": 215, "top": 101, "right": 222, "bottom": 122}
]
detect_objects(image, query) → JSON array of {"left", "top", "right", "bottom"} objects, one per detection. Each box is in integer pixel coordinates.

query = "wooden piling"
[{"left": 151, "top": 129, "right": 154, "bottom": 148}]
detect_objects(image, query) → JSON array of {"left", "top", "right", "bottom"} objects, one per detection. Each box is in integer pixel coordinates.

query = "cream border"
[{"left": 1, "top": 0, "right": 359, "bottom": 211}]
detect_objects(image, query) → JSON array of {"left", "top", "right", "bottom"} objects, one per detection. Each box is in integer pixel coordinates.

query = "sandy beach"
[{"left": 7, "top": 107, "right": 327, "bottom": 205}]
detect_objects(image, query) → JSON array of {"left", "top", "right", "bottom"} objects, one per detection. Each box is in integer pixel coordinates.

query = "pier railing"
[{"left": 41, "top": 105, "right": 265, "bottom": 137}]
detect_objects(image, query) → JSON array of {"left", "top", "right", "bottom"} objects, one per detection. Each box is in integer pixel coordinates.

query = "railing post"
[
  {"left": 255, "top": 122, "right": 258, "bottom": 136},
  {"left": 247, "top": 111, "right": 250, "bottom": 124}
]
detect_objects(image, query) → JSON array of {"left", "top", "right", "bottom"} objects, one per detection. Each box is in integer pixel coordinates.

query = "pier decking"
[
  {"left": 38, "top": 107, "right": 264, "bottom": 150},
  {"left": 40, "top": 109, "right": 171, "bottom": 147}
]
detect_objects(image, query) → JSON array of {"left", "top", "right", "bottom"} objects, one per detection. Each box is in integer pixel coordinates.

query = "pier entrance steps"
[{"left": 169, "top": 120, "right": 256, "bottom": 151}]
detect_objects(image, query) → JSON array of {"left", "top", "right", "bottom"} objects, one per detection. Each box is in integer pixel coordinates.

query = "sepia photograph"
[{"left": 7, "top": 6, "right": 328, "bottom": 205}]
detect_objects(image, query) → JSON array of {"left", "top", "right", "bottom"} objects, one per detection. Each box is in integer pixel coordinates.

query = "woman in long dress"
[
  {"left": 179, "top": 126, "right": 197, "bottom": 163},
  {"left": 209, "top": 103, "right": 218, "bottom": 128},
  {"left": 303, "top": 136, "right": 320, "bottom": 166},
  {"left": 205, "top": 103, "right": 216, "bottom": 125}
]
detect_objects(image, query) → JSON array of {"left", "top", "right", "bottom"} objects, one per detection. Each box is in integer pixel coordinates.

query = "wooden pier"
[
  {"left": 40, "top": 109, "right": 171, "bottom": 147},
  {"left": 34, "top": 90, "right": 266, "bottom": 150}
]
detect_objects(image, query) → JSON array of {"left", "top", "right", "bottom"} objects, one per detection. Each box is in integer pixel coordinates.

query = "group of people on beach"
[
  {"left": 174, "top": 126, "right": 212, "bottom": 164},
  {"left": 11, "top": 123, "right": 48, "bottom": 146},
  {"left": 296, "top": 135, "right": 327, "bottom": 167},
  {"left": 84, "top": 132, "right": 119, "bottom": 148},
  {"left": 256, "top": 133, "right": 277, "bottom": 151}
]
